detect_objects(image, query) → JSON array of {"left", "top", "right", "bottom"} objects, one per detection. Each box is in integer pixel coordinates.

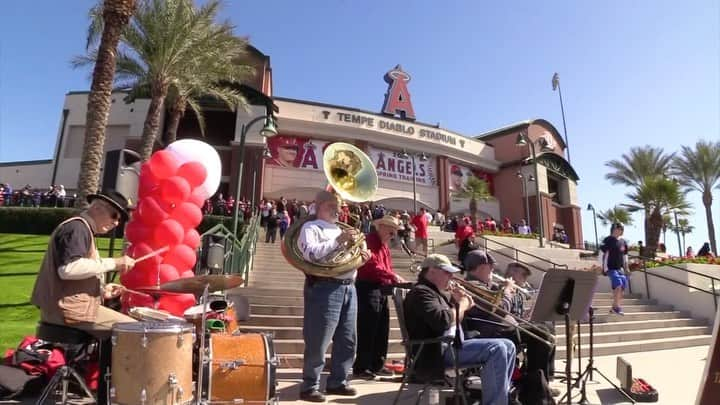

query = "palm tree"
[
  {"left": 623, "top": 177, "right": 691, "bottom": 255},
  {"left": 605, "top": 146, "right": 675, "bottom": 188},
  {"left": 75, "top": 0, "right": 136, "bottom": 208},
  {"left": 674, "top": 218, "right": 694, "bottom": 253},
  {"left": 672, "top": 140, "right": 720, "bottom": 255},
  {"left": 596, "top": 206, "right": 634, "bottom": 228},
  {"left": 661, "top": 213, "right": 672, "bottom": 245},
  {"left": 452, "top": 176, "right": 493, "bottom": 231},
  {"left": 79, "top": 0, "right": 247, "bottom": 161}
]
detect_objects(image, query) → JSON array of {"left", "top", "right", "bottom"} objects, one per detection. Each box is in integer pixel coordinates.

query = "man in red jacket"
[
  {"left": 411, "top": 207, "right": 430, "bottom": 256},
  {"left": 353, "top": 216, "right": 405, "bottom": 379}
]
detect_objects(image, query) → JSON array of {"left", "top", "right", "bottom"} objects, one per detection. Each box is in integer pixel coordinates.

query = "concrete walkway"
[
  {"left": 275, "top": 345, "right": 709, "bottom": 405},
  {"left": 1, "top": 346, "right": 706, "bottom": 405}
]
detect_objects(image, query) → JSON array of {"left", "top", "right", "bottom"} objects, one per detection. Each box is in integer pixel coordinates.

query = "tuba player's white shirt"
[{"left": 297, "top": 218, "right": 357, "bottom": 280}]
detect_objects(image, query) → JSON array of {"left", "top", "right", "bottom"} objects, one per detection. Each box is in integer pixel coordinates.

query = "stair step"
[
  {"left": 556, "top": 334, "right": 712, "bottom": 357},
  {"left": 591, "top": 310, "right": 689, "bottom": 323},
  {"left": 276, "top": 352, "right": 405, "bottom": 369},
  {"left": 245, "top": 314, "right": 399, "bottom": 327},
  {"left": 273, "top": 338, "right": 405, "bottom": 354},
  {"left": 556, "top": 318, "right": 707, "bottom": 334},
  {"left": 241, "top": 325, "right": 404, "bottom": 340},
  {"left": 555, "top": 326, "right": 710, "bottom": 346}
]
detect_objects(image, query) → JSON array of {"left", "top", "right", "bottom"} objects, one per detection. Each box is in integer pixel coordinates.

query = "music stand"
[{"left": 528, "top": 270, "right": 597, "bottom": 405}]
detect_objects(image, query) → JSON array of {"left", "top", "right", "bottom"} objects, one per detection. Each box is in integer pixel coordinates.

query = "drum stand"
[{"left": 196, "top": 283, "right": 211, "bottom": 405}]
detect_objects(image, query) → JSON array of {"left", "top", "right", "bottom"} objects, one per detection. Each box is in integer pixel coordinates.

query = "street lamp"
[
  {"left": 231, "top": 114, "right": 278, "bottom": 239},
  {"left": 587, "top": 203, "right": 599, "bottom": 253},
  {"left": 399, "top": 150, "right": 428, "bottom": 213},
  {"left": 516, "top": 132, "right": 553, "bottom": 247}
]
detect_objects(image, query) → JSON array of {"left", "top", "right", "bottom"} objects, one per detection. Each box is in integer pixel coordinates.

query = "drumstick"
[
  {"left": 133, "top": 246, "right": 170, "bottom": 263},
  {"left": 122, "top": 288, "right": 153, "bottom": 299}
]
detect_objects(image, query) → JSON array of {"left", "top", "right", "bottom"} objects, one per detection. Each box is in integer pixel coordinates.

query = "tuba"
[{"left": 281, "top": 142, "right": 378, "bottom": 277}]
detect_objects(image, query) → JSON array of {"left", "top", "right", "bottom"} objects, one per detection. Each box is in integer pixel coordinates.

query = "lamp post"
[
  {"left": 516, "top": 171, "right": 534, "bottom": 228},
  {"left": 399, "top": 150, "right": 428, "bottom": 213},
  {"left": 231, "top": 115, "right": 278, "bottom": 239},
  {"left": 516, "top": 132, "right": 552, "bottom": 247},
  {"left": 552, "top": 72, "right": 571, "bottom": 164},
  {"left": 587, "top": 203, "right": 599, "bottom": 253}
]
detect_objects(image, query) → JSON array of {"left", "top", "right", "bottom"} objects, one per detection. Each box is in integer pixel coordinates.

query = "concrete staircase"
[{"left": 235, "top": 233, "right": 712, "bottom": 369}]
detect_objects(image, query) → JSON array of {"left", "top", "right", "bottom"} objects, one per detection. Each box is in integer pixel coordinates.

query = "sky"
[{"left": 0, "top": 1, "right": 718, "bottom": 253}]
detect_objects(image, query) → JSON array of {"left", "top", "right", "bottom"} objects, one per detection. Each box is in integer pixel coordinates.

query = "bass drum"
[
  {"left": 202, "top": 333, "right": 277, "bottom": 403},
  {"left": 111, "top": 321, "right": 194, "bottom": 405}
]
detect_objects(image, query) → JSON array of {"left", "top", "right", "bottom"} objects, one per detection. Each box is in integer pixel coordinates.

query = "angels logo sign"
[{"left": 382, "top": 65, "right": 416, "bottom": 121}]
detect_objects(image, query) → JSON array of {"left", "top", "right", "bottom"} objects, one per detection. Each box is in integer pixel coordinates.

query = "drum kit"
[{"left": 112, "top": 274, "right": 278, "bottom": 405}]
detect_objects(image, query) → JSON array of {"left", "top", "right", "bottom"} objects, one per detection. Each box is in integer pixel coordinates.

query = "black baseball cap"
[
  {"left": 464, "top": 250, "right": 496, "bottom": 271},
  {"left": 87, "top": 189, "right": 133, "bottom": 221}
]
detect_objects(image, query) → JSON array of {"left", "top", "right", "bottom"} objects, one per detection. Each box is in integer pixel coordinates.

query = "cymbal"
[
  {"left": 159, "top": 275, "right": 245, "bottom": 294},
  {"left": 127, "top": 286, "right": 185, "bottom": 297}
]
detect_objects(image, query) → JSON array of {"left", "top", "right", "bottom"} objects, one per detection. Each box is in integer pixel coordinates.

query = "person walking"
[{"left": 600, "top": 223, "right": 629, "bottom": 315}]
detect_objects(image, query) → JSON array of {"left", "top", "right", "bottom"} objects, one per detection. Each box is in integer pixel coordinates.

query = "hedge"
[{"left": 0, "top": 207, "right": 245, "bottom": 236}]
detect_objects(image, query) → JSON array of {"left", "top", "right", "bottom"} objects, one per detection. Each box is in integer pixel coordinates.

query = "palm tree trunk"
[
  {"left": 75, "top": 0, "right": 136, "bottom": 208},
  {"left": 469, "top": 198, "right": 477, "bottom": 232},
  {"left": 703, "top": 190, "right": 717, "bottom": 255},
  {"left": 138, "top": 82, "right": 169, "bottom": 161},
  {"left": 646, "top": 209, "right": 663, "bottom": 255},
  {"left": 682, "top": 232, "right": 687, "bottom": 253},
  {"left": 164, "top": 97, "right": 186, "bottom": 145}
]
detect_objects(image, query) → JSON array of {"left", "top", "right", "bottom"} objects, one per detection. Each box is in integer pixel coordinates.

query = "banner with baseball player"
[
  {"left": 448, "top": 162, "right": 495, "bottom": 196},
  {"left": 265, "top": 135, "right": 329, "bottom": 171}
]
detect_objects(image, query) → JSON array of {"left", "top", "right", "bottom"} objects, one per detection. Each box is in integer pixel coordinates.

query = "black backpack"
[{"left": 518, "top": 369, "right": 556, "bottom": 405}]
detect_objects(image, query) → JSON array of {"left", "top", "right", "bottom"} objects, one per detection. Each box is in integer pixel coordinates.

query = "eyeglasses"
[{"left": 97, "top": 201, "right": 121, "bottom": 221}]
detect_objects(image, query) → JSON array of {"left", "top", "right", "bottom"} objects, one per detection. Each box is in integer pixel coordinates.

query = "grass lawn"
[{"left": 0, "top": 233, "right": 119, "bottom": 351}]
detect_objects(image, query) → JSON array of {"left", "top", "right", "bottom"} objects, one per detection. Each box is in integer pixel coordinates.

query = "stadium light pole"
[
  {"left": 587, "top": 203, "right": 599, "bottom": 253},
  {"left": 552, "top": 72, "right": 571, "bottom": 164},
  {"left": 516, "top": 132, "right": 553, "bottom": 247}
]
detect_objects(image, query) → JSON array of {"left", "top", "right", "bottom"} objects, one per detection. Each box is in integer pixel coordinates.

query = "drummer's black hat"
[{"left": 87, "top": 189, "right": 132, "bottom": 221}]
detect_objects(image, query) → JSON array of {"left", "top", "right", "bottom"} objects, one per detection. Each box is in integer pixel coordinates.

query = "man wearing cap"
[
  {"left": 463, "top": 253, "right": 556, "bottom": 388},
  {"left": 297, "top": 190, "right": 370, "bottom": 402},
  {"left": 353, "top": 215, "right": 405, "bottom": 380},
  {"left": 600, "top": 223, "right": 629, "bottom": 315},
  {"left": 404, "top": 254, "right": 515, "bottom": 405},
  {"left": 31, "top": 190, "right": 137, "bottom": 404},
  {"left": 272, "top": 136, "right": 300, "bottom": 167}
]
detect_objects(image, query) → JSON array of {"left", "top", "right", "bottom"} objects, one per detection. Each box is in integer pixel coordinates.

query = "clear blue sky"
[{"left": 1, "top": 1, "right": 718, "bottom": 253}]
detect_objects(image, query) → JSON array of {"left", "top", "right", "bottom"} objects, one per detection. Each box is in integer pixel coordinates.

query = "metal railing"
[
  {"left": 476, "top": 234, "right": 569, "bottom": 271},
  {"left": 201, "top": 213, "right": 260, "bottom": 286},
  {"left": 629, "top": 254, "right": 720, "bottom": 311}
]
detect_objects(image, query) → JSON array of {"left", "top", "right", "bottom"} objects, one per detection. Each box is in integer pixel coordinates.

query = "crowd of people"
[{"left": 0, "top": 183, "right": 71, "bottom": 207}]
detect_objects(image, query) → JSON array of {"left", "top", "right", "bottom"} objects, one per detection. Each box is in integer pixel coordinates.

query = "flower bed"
[{"left": 629, "top": 255, "right": 718, "bottom": 270}]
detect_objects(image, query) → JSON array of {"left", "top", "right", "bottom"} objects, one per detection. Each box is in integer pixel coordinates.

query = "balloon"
[
  {"left": 137, "top": 196, "right": 169, "bottom": 226},
  {"left": 149, "top": 150, "right": 181, "bottom": 180},
  {"left": 158, "top": 293, "right": 196, "bottom": 316},
  {"left": 188, "top": 188, "right": 206, "bottom": 208},
  {"left": 183, "top": 229, "right": 201, "bottom": 249},
  {"left": 160, "top": 176, "right": 191, "bottom": 207},
  {"left": 177, "top": 161, "right": 207, "bottom": 188},
  {"left": 138, "top": 163, "right": 159, "bottom": 198},
  {"left": 162, "top": 244, "right": 197, "bottom": 270},
  {"left": 124, "top": 220, "right": 151, "bottom": 244},
  {"left": 170, "top": 202, "right": 202, "bottom": 229},
  {"left": 154, "top": 219, "right": 185, "bottom": 247},
  {"left": 166, "top": 140, "right": 221, "bottom": 199},
  {"left": 157, "top": 263, "right": 179, "bottom": 284},
  {"left": 120, "top": 267, "right": 155, "bottom": 288},
  {"left": 180, "top": 270, "right": 195, "bottom": 278}
]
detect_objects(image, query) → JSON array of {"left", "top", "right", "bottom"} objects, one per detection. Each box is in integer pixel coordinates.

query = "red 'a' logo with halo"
[{"left": 382, "top": 65, "right": 416, "bottom": 121}]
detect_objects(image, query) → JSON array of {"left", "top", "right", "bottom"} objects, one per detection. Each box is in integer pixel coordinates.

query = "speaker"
[
  {"left": 201, "top": 234, "right": 227, "bottom": 274},
  {"left": 102, "top": 149, "right": 141, "bottom": 207}
]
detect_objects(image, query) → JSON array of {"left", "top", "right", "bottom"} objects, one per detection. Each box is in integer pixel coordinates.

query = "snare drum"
[
  {"left": 129, "top": 307, "right": 185, "bottom": 322},
  {"left": 201, "top": 333, "right": 277, "bottom": 403},
  {"left": 184, "top": 302, "right": 238, "bottom": 335},
  {"left": 111, "top": 322, "right": 194, "bottom": 405}
]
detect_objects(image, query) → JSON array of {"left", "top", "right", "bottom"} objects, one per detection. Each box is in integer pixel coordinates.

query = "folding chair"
[{"left": 392, "top": 288, "right": 483, "bottom": 405}]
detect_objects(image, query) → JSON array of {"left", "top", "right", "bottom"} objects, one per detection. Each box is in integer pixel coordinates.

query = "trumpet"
[
  {"left": 449, "top": 276, "right": 554, "bottom": 348},
  {"left": 491, "top": 273, "right": 534, "bottom": 299}
]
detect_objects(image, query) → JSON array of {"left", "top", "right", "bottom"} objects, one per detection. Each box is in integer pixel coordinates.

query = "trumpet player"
[
  {"left": 462, "top": 252, "right": 556, "bottom": 393},
  {"left": 404, "top": 254, "right": 516, "bottom": 405},
  {"left": 297, "top": 190, "right": 371, "bottom": 402}
]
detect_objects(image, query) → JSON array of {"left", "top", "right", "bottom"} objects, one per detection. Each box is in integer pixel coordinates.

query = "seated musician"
[
  {"left": 403, "top": 254, "right": 516, "bottom": 405},
  {"left": 30, "top": 190, "right": 137, "bottom": 404},
  {"left": 462, "top": 251, "right": 555, "bottom": 385}
]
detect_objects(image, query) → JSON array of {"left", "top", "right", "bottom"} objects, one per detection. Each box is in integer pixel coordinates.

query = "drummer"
[
  {"left": 30, "top": 190, "right": 136, "bottom": 404},
  {"left": 31, "top": 189, "right": 137, "bottom": 336}
]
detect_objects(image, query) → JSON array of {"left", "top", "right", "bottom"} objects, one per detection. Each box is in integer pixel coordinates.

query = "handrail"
[
  {"left": 200, "top": 212, "right": 260, "bottom": 286},
  {"left": 476, "top": 234, "right": 569, "bottom": 270},
  {"left": 628, "top": 254, "right": 719, "bottom": 311}
]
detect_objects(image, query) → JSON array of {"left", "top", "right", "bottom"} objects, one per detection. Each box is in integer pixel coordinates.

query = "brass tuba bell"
[{"left": 281, "top": 142, "right": 378, "bottom": 277}]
